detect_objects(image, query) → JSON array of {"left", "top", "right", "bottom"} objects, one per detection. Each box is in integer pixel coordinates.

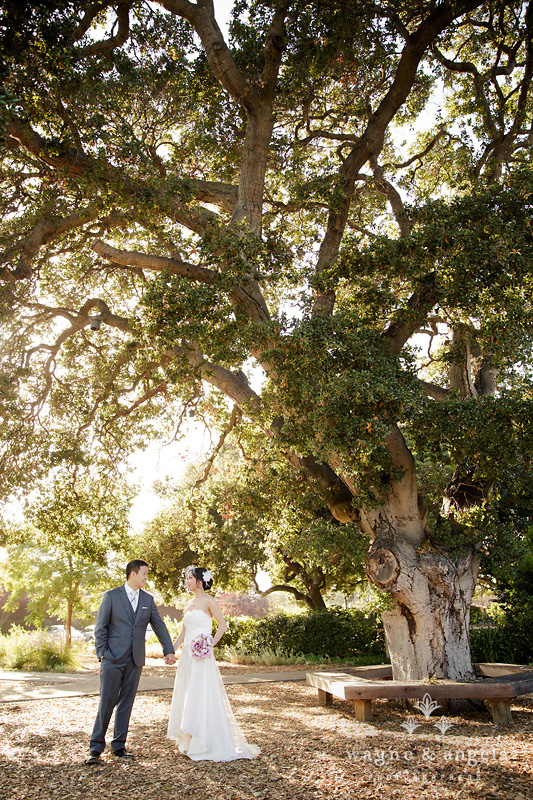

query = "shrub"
[
  {"left": 469, "top": 625, "right": 517, "bottom": 664},
  {"left": 217, "top": 615, "right": 257, "bottom": 649},
  {"left": 228, "top": 608, "right": 385, "bottom": 659},
  {"left": 0, "top": 626, "right": 81, "bottom": 671},
  {"left": 497, "top": 607, "right": 533, "bottom": 664}
]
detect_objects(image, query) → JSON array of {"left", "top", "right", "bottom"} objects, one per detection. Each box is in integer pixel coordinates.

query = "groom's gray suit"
[{"left": 89, "top": 585, "right": 174, "bottom": 754}]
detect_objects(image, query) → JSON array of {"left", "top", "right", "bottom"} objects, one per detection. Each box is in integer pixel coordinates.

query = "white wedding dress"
[{"left": 167, "top": 609, "right": 260, "bottom": 761}]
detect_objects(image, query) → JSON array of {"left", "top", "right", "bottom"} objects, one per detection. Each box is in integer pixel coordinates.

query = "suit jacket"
[{"left": 94, "top": 585, "right": 174, "bottom": 667}]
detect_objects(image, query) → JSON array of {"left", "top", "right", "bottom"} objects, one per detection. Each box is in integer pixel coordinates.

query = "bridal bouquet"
[{"left": 191, "top": 633, "right": 214, "bottom": 658}]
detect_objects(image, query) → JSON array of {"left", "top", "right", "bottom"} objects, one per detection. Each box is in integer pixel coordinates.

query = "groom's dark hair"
[{"left": 126, "top": 559, "right": 149, "bottom": 578}]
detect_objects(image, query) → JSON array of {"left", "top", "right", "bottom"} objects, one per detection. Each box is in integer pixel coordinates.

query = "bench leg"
[
  {"left": 487, "top": 699, "right": 513, "bottom": 725},
  {"left": 317, "top": 688, "right": 333, "bottom": 706},
  {"left": 353, "top": 699, "right": 373, "bottom": 723}
]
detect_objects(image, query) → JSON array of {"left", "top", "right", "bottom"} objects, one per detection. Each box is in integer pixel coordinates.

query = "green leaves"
[
  {"left": 335, "top": 169, "right": 533, "bottom": 367},
  {"left": 259, "top": 311, "right": 419, "bottom": 501},
  {"left": 409, "top": 391, "right": 533, "bottom": 485},
  {"left": 0, "top": 467, "right": 132, "bottom": 629},
  {"left": 2, "top": 0, "right": 533, "bottom": 594}
]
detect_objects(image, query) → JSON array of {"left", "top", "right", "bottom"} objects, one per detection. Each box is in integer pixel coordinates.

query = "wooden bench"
[{"left": 306, "top": 663, "right": 533, "bottom": 725}]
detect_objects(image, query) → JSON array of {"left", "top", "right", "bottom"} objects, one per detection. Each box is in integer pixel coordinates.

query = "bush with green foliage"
[
  {"left": 229, "top": 609, "right": 385, "bottom": 659},
  {"left": 473, "top": 524, "right": 533, "bottom": 665},
  {"left": 145, "top": 614, "right": 256, "bottom": 657},
  {"left": 218, "top": 615, "right": 258, "bottom": 650},
  {"left": 0, "top": 626, "right": 81, "bottom": 671},
  {"left": 469, "top": 626, "right": 517, "bottom": 664}
]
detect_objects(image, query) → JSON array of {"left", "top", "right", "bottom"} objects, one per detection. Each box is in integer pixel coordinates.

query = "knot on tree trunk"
[{"left": 365, "top": 546, "right": 400, "bottom": 588}]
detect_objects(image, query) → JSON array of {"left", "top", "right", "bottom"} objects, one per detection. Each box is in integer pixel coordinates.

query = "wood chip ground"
[{"left": 1, "top": 658, "right": 532, "bottom": 800}]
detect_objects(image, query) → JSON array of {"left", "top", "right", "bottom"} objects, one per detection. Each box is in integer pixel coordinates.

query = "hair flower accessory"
[
  {"left": 191, "top": 633, "right": 214, "bottom": 658},
  {"left": 202, "top": 569, "right": 212, "bottom": 582}
]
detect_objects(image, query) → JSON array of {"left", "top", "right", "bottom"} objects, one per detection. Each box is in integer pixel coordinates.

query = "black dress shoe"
[
  {"left": 85, "top": 752, "right": 101, "bottom": 765},
  {"left": 112, "top": 749, "right": 134, "bottom": 760}
]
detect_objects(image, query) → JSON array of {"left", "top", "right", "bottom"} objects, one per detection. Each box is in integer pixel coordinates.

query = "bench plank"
[{"left": 306, "top": 666, "right": 533, "bottom": 725}]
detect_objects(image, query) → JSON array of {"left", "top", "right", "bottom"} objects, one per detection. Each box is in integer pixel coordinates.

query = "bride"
[{"left": 167, "top": 565, "right": 260, "bottom": 761}]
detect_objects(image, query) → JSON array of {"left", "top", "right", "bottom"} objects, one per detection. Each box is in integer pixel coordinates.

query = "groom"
[{"left": 85, "top": 559, "right": 176, "bottom": 764}]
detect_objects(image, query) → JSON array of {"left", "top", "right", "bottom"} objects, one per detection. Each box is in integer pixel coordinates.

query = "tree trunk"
[
  {"left": 307, "top": 582, "right": 327, "bottom": 610},
  {"left": 65, "top": 598, "right": 73, "bottom": 648},
  {"left": 360, "top": 426, "right": 478, "bottom": 681},
  {"left": 366, "top": 535, "right": 478, "bottom": 680}
]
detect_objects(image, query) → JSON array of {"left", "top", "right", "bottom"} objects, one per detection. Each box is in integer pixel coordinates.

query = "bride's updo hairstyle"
[{"left": 185, "top": 565, "right": 213, "bottom": 591}]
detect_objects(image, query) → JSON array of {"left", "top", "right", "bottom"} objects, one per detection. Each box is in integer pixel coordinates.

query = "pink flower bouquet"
[{"left": 191, "top": 633, "right": 214, "bottom": 658}]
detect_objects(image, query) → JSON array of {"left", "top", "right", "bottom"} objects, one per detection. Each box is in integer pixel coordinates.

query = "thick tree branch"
[
  {"left": 154, "top": 1, "right": 289, "bottom": 234},
  {"left": 370, "top": 157, "right": 411, "bottom": 238},
  {"left": 72, "top": 2, "right": 117, "bottom": 41},
  {"left": 382, "top": 272, "right": 438, "bottom": 354},
  {"left": 1, "top": 208, "right": 100, "bottom": 283},
  {"left": 261, "top": 0, "right": 292, "bottom": 100},
  {"left": 91, "top": 239, "right": 218, "bottom": 282},
  {"left": 5, "top": 117, "right": 217, "bottom": 236},
  {"left": 260, "top": 584, "right": 315, "bottom": 609},
  {"left": 92, "top": 239, "right": 270, "bottom": 326},
  {"left": 431, "top": 45, "right": 499, "bottom": 141},
  {"left": 313, "top": 0, "right": 485, "bottom": 314},
  {"left": 418, "top": 381, "right": 450, "bottom": 401},
  {"left": 78, "top": 2, "right": 133, "bottom": 56},
  {"left": 489, "top": 1, "right": 533, "bottom": 177},
  {"left": 154, "top": 0, "right": 262, "bottom": 112},
  {"left": 277, "top": 444, "right": 358, "bottom": 525},
  {"left": 294, "top": 129, "right": 359, "bottom": 147},
  {"left": 6, "top": 118, "right": 93, "bottom": 175},
  {"left": 160, "top": 342, "right": 263, "bottom": 410},
  {"left": 79, "top": 298, "right": 133, "bottom": 333},
  {"left": 189, "top": 178, "right": 238, "bottom": 213}
]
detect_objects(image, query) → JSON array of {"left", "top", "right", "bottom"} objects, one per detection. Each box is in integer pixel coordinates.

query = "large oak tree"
[{"left": 2, "top": 0, "right": 533, "bottom": 679}]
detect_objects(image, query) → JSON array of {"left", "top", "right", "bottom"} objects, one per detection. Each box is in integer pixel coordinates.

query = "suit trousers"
[{"left": 89, "top": 656, "right": 142, "bottom": 753}]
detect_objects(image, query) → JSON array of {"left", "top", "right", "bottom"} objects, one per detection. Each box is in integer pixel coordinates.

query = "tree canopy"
[
  {"left": 0, "top": 468, "right": 133, "bottom": 642},
  {"left": 144, "top": 440, "right": 369, "bottom": 609},
  {"left": 2, "top": 0, "right": 533, "bottom": 679}
]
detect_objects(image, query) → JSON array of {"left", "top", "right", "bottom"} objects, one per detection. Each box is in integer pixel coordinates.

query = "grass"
[
  {"left": 0, "top": 626, "right": 82, "bottom": 672},
  {"left": 222, "top": 643, "right": 389, "bottom": 668}
]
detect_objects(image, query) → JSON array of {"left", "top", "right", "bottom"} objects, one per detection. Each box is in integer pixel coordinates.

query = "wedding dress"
[{"left": 167, "top": 608, "right": 260, "bottom": 761}]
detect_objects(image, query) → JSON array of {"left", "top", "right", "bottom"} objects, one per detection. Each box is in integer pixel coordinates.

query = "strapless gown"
[{"left": 167, "top": 609, "right": 260, "bottom": 761}]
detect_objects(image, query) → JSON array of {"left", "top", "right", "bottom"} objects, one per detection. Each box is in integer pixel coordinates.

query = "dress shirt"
[{"left": 124, "top": 584, "right": 139, "bottom": 613}]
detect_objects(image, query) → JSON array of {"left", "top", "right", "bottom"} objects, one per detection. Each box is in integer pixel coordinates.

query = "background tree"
[
  {"left": 0, "top": 469, "right": 133, "bottom": 644},
  {"left": 145, "top": 441, "right": 368, "bottom": 609},
  {"left": 2, "top": 0, "right": 533, "bottom": 680}
]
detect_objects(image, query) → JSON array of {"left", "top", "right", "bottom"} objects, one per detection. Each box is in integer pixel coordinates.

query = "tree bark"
[
  {"left": 361, "top": 427, "right": 478, "bottom": 681},
  {"left": 368, "top": 540, "right": 478, "bottom": 680}
]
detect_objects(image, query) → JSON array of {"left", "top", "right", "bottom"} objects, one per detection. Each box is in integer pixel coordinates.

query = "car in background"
[
  {"left": 46, "top": 624, "right": 85, "bottom": 641},
  {"left": 82, "top": 625, "right": 95, "bottom": 641}
]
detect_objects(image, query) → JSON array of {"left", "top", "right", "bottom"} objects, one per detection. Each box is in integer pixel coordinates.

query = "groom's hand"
[{"left": 164, "top": 653, "right": 176, "bottom": 665}]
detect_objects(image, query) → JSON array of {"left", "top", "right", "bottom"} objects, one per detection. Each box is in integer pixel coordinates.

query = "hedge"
[{"left": 216, "top": 608, "right": 385, "bottom": 658}]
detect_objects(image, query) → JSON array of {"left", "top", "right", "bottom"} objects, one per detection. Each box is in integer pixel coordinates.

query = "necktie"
[{"left": 130, "top": 590, "right": 138, "bottom": 612}]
